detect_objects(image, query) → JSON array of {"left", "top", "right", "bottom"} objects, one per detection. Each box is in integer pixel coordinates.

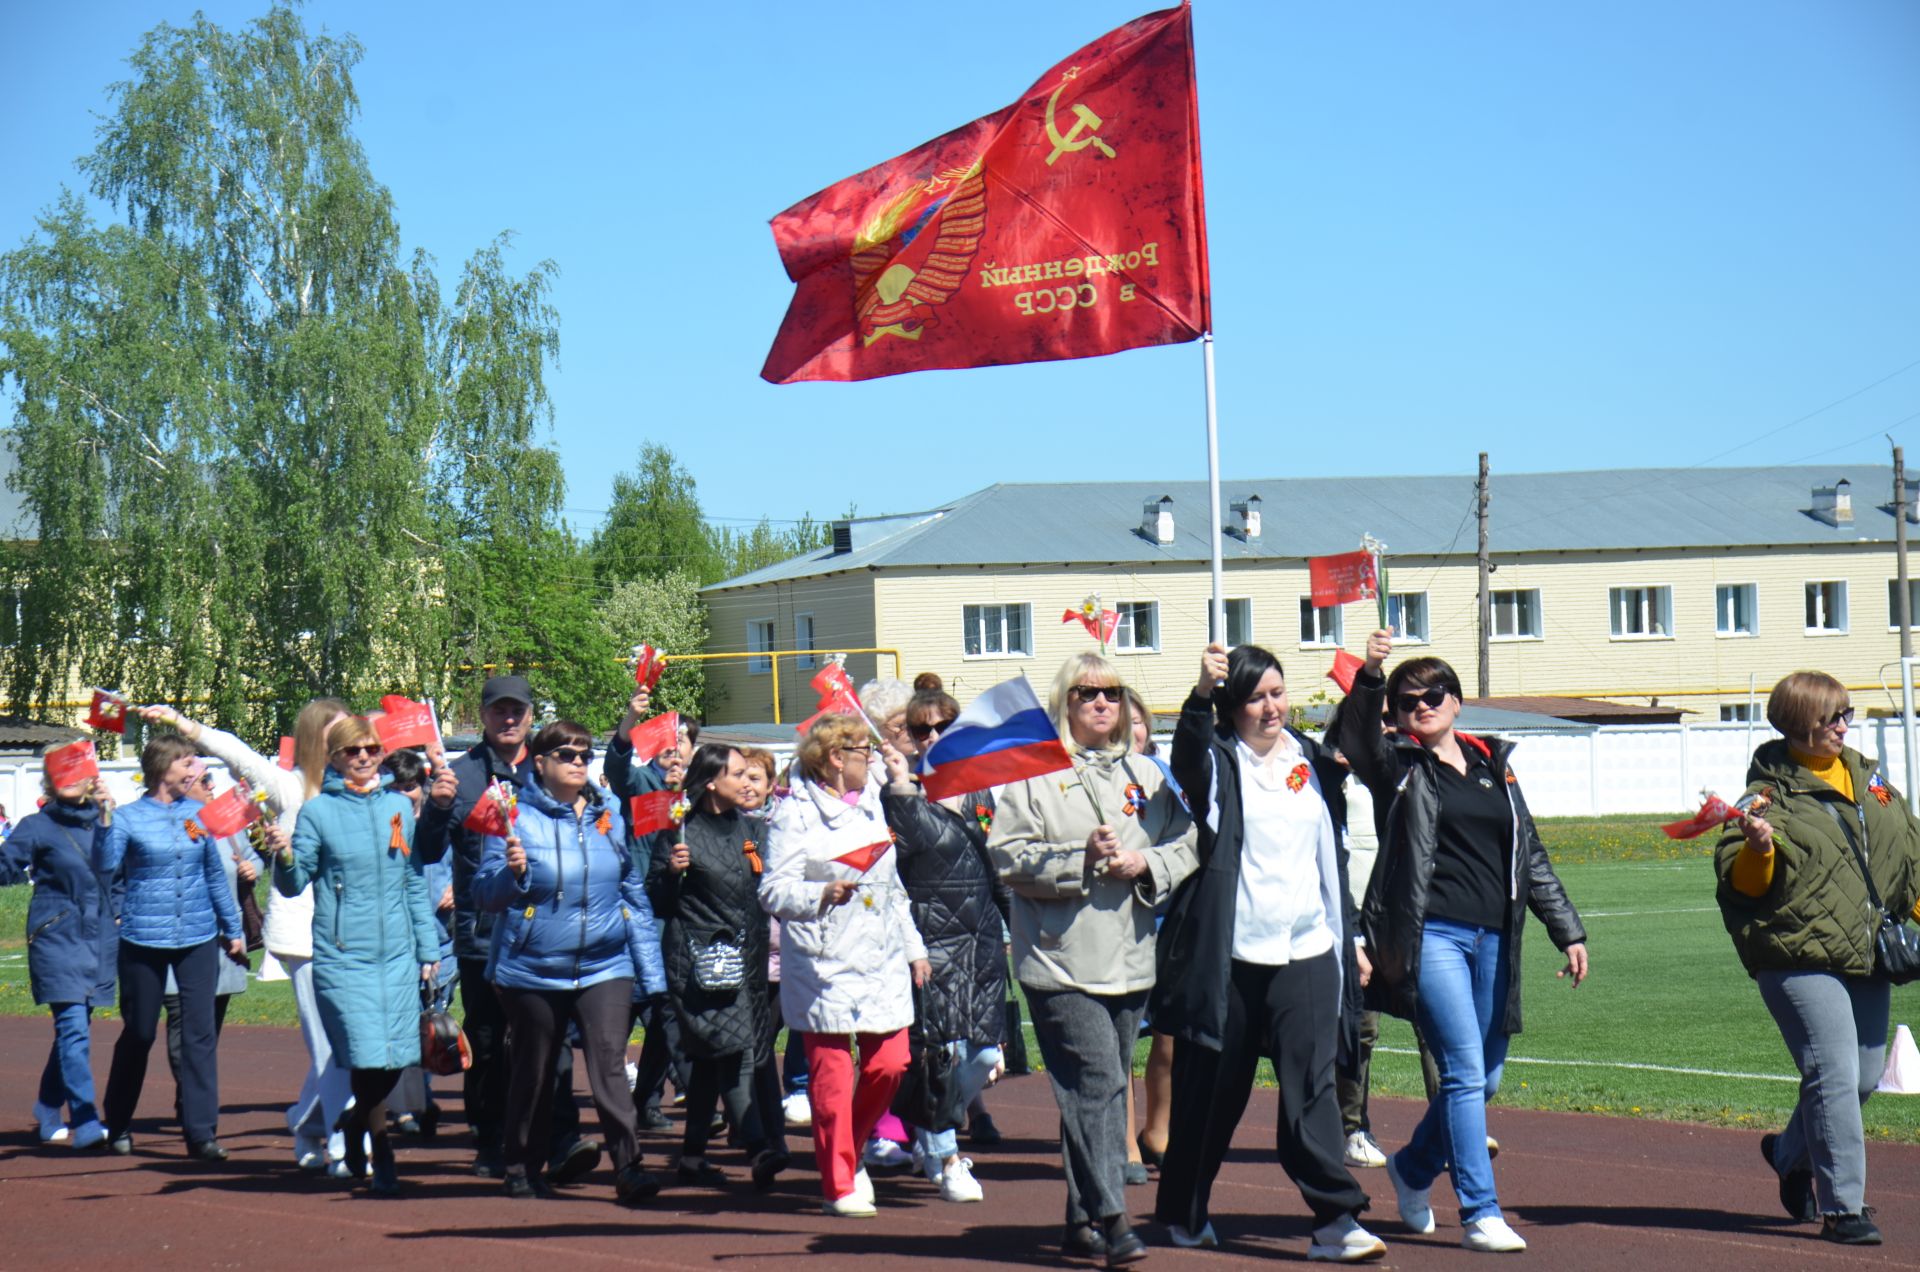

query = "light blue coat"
[{"left": 92, "top": 795, "right": 242, "bottom": 950}]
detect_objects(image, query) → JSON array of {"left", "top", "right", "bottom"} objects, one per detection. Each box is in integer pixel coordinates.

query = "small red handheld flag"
[
  {"left": 87, "top": 690, "right": 128, "bottom": 735},
  {"left": 375, "top": 695, "right": 441, "bottom": 753},
  {"left": 1663, "top": 787, "right": 1773, "bottom": 840},
  {"left": 833, "top": 839, "right": 894, "bottom": 873},
  {"left": 1062, "top": 607, "right": 1120, "bottom": 644},
  {"left": 45, "top": 739, "right": 100, "bottom": 788},
  {"left": 628, "top": 712, "right": 681, "bottom": 766},
  {"left": 276, "top": 736, "right": 296, "bottom": 771},
  {"left": 198, "top": 783, "right": 262, "bottom": 838},
  {"left": 1327, "top": 650, "right": 1364, "bottom": 695},
  {"left": 629, "top": 789, "right": 688, "bottom": 836},
  {"left": 463, "top": 780, "right": 519, "bottom": 838},
  {"left": 810, "top": 663, "right": 854, "bottom": 702},
  {"left": 633, "top": 645, "right": 665, "bottom": 692},
  {"left": 1308, "top": 551, "right": 1379, "bottom": 609}
]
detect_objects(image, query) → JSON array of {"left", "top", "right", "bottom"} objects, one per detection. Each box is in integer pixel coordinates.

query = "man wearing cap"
[{"left": 415, "top": 675, "right": 600, "bottom": 1182}]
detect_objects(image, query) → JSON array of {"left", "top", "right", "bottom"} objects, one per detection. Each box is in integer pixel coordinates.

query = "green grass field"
[{"left": 3, "top": 817, "right": 1917, "bottom": 1141}]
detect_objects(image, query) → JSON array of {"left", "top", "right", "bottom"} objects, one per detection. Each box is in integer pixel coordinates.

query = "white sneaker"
[
  {"left": 863, "top": 1137, "right": 913, "bottom": 1171},
  {"left": 937, "top": 1156, "right": 984, "bottom": 1203},
  {"left": 1462, "top": 1216, "right": 1526, "bottom": 1253},
  {"left": 1169, "top": 1222, "right": 1219, "bottom": 1248},
  {"left": 1386, "top": 1155, "right": 1435, "bottom": 1234},
  {"left": 624, "top": 1059, "right": 639, "bottom": 1092},
  {"left": 852, "top": 1167, "right": 874, "bottom": 1205},
  {"left": 1486, "top": 1135, "right": 1501, "bottom": 1159},
  {"left": 782, "top": 1092, "right": 812, "bottom": 1128},
  {"left": 1344, "top": 1130, "right": 1387, "bottom": 1169},
  {"left": 1309, "top": 1213, "right": 1388, "bottom": 1262},
  {"left": 821, "top": 1191, "right": 877, "bottom": 1218}
]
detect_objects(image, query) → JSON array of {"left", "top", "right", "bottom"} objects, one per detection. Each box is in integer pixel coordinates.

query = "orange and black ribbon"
[{"left": 389, "top": 813, "right": 409, "bottom": 856}]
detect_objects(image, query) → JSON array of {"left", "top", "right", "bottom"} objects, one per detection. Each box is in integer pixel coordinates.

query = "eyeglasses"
[
  {"left": 546, "top": 746, "right": 594, "bottom": 764},
  {"left": 1821, "top": 706, "right": 1855, "bottom": 729},
  {"left": 1395, "top": 686, "right": 1449, "bottom": 715},
  {"left": 907, "top": 719, "right": 957, "bottom": 742},
  {"left": 332, "top": 744, "right": 382, "bottom": 759},
  {"left": 837, "top": 745, "right": 873, "bottom": 758},
  {"left": 1071, "top": 685, "right": 1124, "bottom": 704},
  {"left": 389, "top": 781, "right": 421, "bottom": 794}
]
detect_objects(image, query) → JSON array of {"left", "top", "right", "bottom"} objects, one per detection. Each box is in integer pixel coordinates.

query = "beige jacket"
[{"left": 988, "top": 745, "right": 1197, "bottom": 994}]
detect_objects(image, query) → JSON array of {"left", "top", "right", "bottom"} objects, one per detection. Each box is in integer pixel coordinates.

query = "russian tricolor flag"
[{"left": 919, "top": 676, "right": 1074, "bottom": 801}]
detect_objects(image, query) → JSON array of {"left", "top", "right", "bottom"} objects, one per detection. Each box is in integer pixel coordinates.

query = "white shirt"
[{"left": 1231, "top": 734, "right": 1336, "bottom": 965}]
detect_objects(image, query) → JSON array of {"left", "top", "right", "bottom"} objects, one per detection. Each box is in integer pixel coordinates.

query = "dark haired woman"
[
  {"left": 648, "top": 742, "right": 787, "bottom": 1189},
  {"left": 1337, "top": 631, "right": 1588, "bottom": 1254},
  {"left": 93, "top": 734, "right": 246, "bottom": 1159},
  {"left": 474, "top": 719, "right": 667, "bottom": 1204},
  {"left": 1150, "top": 644, "right": 1384, "bottom": 1262},
  {"left": 1718, "top": 671, "right": 1920, "bottom": 1246},
  {"left": 274, "top": 716, "right": 439, "bottom": 1194},
  {"left": 2, "top": 772, "right": 119, "bottom": 1149}
]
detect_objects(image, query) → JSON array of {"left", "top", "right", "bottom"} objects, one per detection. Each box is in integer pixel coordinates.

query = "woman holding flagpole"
[
  {"left": 988, "top": 654, "right": 1195, "bottom": 1266},
  {"left": 759, "top": 713, "right": 930, "bottom": 1218}
]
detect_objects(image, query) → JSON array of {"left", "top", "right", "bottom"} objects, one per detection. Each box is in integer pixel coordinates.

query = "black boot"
[
  {"left": 368, "top": 1134, "right": 399, "bottom": 1196},
  {"left": 1103, "top": 1214, "right": 1147, "bottom": 1267}
]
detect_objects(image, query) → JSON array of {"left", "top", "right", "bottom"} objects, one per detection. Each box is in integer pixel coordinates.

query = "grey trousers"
[
  {"left": 1756, "top": 969, "right": 1891, "bottom": 1216},
  {"left": 1026, "top": 985, "right": 1147, "bottom": 1227}
]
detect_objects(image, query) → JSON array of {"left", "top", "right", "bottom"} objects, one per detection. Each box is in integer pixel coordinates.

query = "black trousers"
[
  {"left": 750, "top": 980, "right": 786, "bottom": 1139},
  {"left": 460, "top": 956, "right": 580, "bottom": 1155},
  {"left": 106, "top": 940, "right": 222, "bottom": 1143},
  {"left": 682, "top": 1052, "right": 768, "bottom": 1158},
  {"left": 634, "top": 994, "right": 691, "bottom": 1112},
  {"left": 1156, "top": 952, "right": 1367, "bottom": 1230},
  {"left": 500, "top": 979, "right": 640, "bottom": 1177},
  {"left": 165, "top": 992, "right": 232, "bottom": 1122}
]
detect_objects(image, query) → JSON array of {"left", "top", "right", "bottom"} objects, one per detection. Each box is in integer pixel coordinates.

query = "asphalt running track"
[{"left": 1, "top": 1019, "right": 1915, "bottom": 1270}]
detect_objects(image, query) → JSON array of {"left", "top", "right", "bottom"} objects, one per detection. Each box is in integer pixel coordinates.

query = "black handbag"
[
  {"left": 1824, "top": 801, "right": 1920, "bottom": 986},
  {"left": 892, "top": 983, "right": 967, "bottom": 1133}
]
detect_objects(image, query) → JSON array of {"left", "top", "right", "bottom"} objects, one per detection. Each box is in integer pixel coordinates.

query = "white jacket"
[
  {"left": 193, "top": 724, "right": 315, "bottom": 960},
  {"left": 759, "top": 773, "right": 928, "bottom": 1035}
]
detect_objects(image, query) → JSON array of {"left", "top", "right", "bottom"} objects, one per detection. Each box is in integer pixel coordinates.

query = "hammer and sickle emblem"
[{"left": 1044, "top": 73, "right": 1117, "bottom": 168}]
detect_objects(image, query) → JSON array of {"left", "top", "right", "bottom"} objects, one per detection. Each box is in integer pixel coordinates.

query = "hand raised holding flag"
[
  {"left": 505, "top": 833, "right": 527, "bottom": 879},
  {"left": 428, "top": 745, "right": 459, "bottom": 809}
]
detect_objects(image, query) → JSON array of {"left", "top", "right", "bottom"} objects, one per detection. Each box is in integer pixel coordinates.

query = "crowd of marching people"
[{"left": 5, "top": 636, "right": 1918, "bottom": 1259}]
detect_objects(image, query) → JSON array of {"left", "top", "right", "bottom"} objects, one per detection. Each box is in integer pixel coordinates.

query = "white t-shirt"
[{"left": 1231, "top": 734, "right": 1336, "bottom": 966}]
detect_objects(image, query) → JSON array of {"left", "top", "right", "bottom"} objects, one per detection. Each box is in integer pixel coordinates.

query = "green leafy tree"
[
  {"left": 590, "top": 444, "right": 719, "bottom": 587},
  {"left": 597, "top": 572, "right": 710, "bottom": 719},
  {"left": 710, "top": 511, "right": 834, "bottom": 581}
]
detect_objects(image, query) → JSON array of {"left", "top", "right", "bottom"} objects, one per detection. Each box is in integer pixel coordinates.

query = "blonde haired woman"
[
  {"left": 988, "top": 653, "right": 1196, "bottom": 1265},
  {"left": 759, "top": 713, "right": 930, "bottom": 1217}
]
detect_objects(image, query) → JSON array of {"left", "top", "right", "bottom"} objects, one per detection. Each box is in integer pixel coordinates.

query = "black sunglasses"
[
  {"left": 1071, "top": 685, "right": 1124, "bottom": 704},
  {"left": 546, "top": 746, "right": 595, "bottom": 765},
  {"left": 1395, "top": 686, "right": 1449, "bottom": 715},
  {"left": 332, "top": 744, "right": 382, "bottom": 759},
  {"left": 907, "top": 718, "right": 957, "bottom": 742},
  {"left": 1821, "top": 706, "right": 1855, "bottom": 729}
]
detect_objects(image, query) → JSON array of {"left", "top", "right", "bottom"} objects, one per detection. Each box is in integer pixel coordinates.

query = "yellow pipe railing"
[{"left": 654, "top": 649, "right": 902, "bottom": 724}]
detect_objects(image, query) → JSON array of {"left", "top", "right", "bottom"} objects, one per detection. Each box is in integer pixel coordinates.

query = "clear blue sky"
[{"left": 4, "top": 1, "right": 1918, "bottom": 536}]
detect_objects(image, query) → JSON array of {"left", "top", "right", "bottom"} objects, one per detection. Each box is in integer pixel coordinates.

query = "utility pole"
[
  {"left": 1476, "top": 452, "right": 1491, "bottom": 699},
  {"left": 1895, "top": 444, "right": 1916, "bottom": 796}
]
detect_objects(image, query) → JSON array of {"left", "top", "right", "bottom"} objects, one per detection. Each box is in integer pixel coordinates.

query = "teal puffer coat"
[{"left": 276, "top": 771, "right": 439, "bottom": 1069}]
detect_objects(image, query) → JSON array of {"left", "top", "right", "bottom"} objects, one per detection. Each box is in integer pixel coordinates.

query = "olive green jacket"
[{"left": 1713, "top": 740, "right": 1920, "bottom": 978}]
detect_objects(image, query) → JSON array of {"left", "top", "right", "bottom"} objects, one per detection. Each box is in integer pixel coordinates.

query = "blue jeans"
[
  {"left": 38, "top": 1003, "right": 100, "bottom": 1131},
  {"left": 913, "top": 1042, "right": 1004, "bottom": 1161},
  {"left": 1394, "top": 917, "right": 1509, "bottom": 1223}
]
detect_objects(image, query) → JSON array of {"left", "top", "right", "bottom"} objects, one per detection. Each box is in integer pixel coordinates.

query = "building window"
[
  {"left": 1805, "top": 581, "right": 1848, "bottom": 635},
  {"left": 1720, "top": 703, "right": 1755, "bottom": 722},
  {"left": 746, "top": 619, "right": 775, "bottom": 674},
  {"left": 1298, "top": 597, "right": 1343, "bottom": 647},
  {"left": 1490, "top": 588, "right": 1542, "bottom": 640},
  {"left": 1609, "top": 585, "right": 1673, "bottom": 639},
  {"left": 794, "top": 613, "right": 817, "bottom": 669},
  {"left": 1114, "top": 601, "right": 1158, "bottom": 652},
  {"left": 1386, "top": 592, "right": 1429, "bottom": 643},
  {"left": 1716, "top": 584, "right": 1757, "bottom": 637},
  {"left": 1889, "top": 579, "right": 1920, "bottom": 631},
  {"left": 962, "top": 603, "right": 1031, "bottom": 658},
  {"left": 1224, "top": 598, "right": 1253, "bottom": 648}
]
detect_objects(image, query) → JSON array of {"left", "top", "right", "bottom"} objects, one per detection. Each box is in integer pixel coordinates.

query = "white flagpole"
[{"left": 1203, "top": 333, "right": 1226, "bottom": 643}]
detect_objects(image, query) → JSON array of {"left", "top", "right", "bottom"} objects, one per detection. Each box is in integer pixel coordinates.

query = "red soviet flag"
[
  {"left": 88, "top": 689, "right": 129, "bottom": 734},
  {"left": 630, "top": 790, "right": 688, "bottom": 837},
  {"left": 198, "top": 784, "right": 262, "bottom": 839},
  {"left": 628, "top": 712, "right": 681, "bottom": 766},
  {"left": 1309, "top": 551, "right": 1379, "bottom": 608},
  {"left": 374, "top": 695, "right": 441, "bottom": 753},
  {"left": 762, "top": 3, "right": 1209, "bottom": 383},
  {"left": 45, "top": 739, "right": 100, "bottom": 789}
]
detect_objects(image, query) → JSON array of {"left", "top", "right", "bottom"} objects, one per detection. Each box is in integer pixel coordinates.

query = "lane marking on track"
[
  {"left": 1376, "top": 1046, "right": 1798, "bottom": 1083},
  {"left": 1578, "top": 906, "right": 1720, "bottom": 917}
]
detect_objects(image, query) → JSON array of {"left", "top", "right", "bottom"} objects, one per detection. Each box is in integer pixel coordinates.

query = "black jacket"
[
  {"left": 883, "top": 786, "right": 1010, "bottom": 1047},
  {"left": 646, "top": 805, "right": 770, "bottom": 1061},
  {"left": 1336, "top": 669, "right": 1586, "bottom": 1034},
  {"left": 1150, "top": 692, "right": 1361, "bottom": 1055},
  {"left": 414, "top": 743, "right": 533, "bottom": 960}
]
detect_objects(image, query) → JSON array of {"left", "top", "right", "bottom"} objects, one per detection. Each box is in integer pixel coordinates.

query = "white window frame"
[
  {"left": 794, "top": 612, "right": 817, "bottom": 669},
  {"left": 1720, "top": 703, "right": 1755, "bottom": 722},
  {"left": 1297, "top": 597, "right": 1344, "bottom": 648},
  {"left": 1386, "top": 591, "right": 1429, "bottom": 644},
  {"left": 1804, "top": 580, "right": 1849, "bottom": 636},
  {"left": 1489, "top": 588, "right": 1543, "bottom": 641},
  {"left": 1608, "top": 584, "right": 1674, "bottom": 640},
  {"left": 1888, "top": 578, "right": 1920, "bottom": 633},
  {"left": 1715, "top": 583, "right": 1758, "bottom": 638},
  {"left": 1113, "top": 601, "right": 1159, "bottom": 653},
  {"left": 961, "top": 602, "right": 1033, "bottom": 659},
  {"left": 1223, "top": 597, "right": 1253, "bottom": 648},
  {"left": 746, "top": 618, "right": 775, "bottom": 674}
]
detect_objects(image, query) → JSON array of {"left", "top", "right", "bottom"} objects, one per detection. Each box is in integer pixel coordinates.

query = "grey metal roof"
[{"left": 705, "top": 465, "right": 1902, "bottom": 591}]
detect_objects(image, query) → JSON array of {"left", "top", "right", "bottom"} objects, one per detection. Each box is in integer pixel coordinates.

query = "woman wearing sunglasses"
[
  {"left": 989, "top": 654, "right": 1196, "bottom": 1265},
  {"left": 1717, "top": 673, "right": 1920, "bottom": 1246},
  {"left": 877, "top": 687, "right": 1010, "bottom": 1204},
  {"left": 1337, "top": 631, "right": 1588, "bottom": 1254},
  {"left": 274, "top": 716, "right": 439, "bottom": 1194},
  {"left": 474, "top": 720, "right": 667, "bottom": 1205}
]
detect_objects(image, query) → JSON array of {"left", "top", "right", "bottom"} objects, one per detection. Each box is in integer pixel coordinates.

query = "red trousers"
[{"left": 802, "top": 1028, "right": 911, "bottom": 1200}]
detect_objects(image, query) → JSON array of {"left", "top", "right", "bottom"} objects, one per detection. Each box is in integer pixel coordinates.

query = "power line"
[{"left": 1687, "top": 353, "right": 1920, "bottom": 469}]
